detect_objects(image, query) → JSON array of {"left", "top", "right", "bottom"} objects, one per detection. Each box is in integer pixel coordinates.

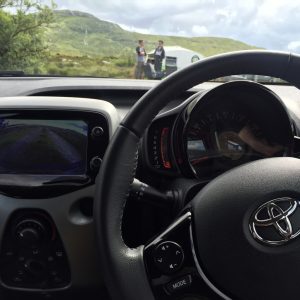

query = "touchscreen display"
[{"left": 0, "top": 119, "right": 88, "bottom": 175}]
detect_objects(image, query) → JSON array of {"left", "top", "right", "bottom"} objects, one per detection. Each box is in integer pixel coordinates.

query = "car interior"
[{"left": 1, "top": 50, "right": 300, "bottom": 300}]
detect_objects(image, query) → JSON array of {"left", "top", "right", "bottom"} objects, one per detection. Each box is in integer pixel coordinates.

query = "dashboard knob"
[
  {"left": 18, "top": 228, "right": 40, "bottom": 244},
  {"left": 15, "top": 220, "right": 45, "bottom": 246}
]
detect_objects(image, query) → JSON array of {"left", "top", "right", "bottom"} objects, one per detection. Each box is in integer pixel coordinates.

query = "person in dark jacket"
[
  {"left": 135, "top": 40, "right": 147, "bottom": 79},
  {"left": 154, "top": 40, "right": 165, "bottom": 74}
]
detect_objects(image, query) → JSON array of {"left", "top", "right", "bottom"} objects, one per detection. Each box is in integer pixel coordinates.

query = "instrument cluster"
[{"left": 144, "top": 81, "right": 294, "bottom": 179}]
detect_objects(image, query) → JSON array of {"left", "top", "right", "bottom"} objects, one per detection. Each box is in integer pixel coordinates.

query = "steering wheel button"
[
  {"left": 166, "top": 275, "right": 192, "bottom": 294},
  {"left": 154, "top": 241, "right": 184, "bottom": 274}
]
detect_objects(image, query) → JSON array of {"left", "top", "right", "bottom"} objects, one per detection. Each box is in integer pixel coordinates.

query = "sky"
[{"left": 53, "top": 0, "right": 300, "bottom": 53}]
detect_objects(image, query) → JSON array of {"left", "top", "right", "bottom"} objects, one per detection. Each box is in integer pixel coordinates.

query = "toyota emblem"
[{"left": 250, "top": 197, "right": 300, "bottom": 246}]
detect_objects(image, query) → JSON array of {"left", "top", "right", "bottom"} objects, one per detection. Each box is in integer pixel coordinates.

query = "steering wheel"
[{"left": 94, "top": 51, "right": 300, "bottom": 300}]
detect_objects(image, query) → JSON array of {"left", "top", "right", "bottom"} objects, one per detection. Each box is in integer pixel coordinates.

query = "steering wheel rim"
[{"left": 94, "top": 50, "right": 300, "bottom": 300}]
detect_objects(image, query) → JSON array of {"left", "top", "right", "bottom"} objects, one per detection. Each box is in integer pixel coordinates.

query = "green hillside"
[
  {"left": 42, "top": 10, "right": 260, "bottom": 77},
  {"left": 48, "top": 10, "right": 259, "bottom": 57}
]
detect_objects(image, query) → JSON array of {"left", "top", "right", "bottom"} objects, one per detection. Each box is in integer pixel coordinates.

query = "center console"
[
  {"left": 0, "top": 210, "right": 70, "bottom": 290},
  {"left": 0, "top": 96, "right": 119, "bottom": 293}
]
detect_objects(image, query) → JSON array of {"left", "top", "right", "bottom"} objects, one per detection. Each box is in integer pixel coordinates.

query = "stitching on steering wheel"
[{"left": 119, "top": 144, "right": 139, "bottom": 248}]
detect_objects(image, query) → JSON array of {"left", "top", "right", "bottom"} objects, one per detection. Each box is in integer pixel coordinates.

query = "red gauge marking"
[{"left": 161, "top": 127, "right": 172, "bottom": 169}]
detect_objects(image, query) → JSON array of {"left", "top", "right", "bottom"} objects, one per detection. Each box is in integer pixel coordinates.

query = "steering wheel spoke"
[{"left": 144, "top": 211, "right": 219, "bottom": 299}]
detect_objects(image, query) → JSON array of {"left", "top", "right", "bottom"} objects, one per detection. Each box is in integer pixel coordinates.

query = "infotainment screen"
[{"left": 0, "top": 119, "right": 88, "bottom": 175}]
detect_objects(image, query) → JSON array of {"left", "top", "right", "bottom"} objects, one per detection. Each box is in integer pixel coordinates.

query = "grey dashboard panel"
[
  {"left": 0, "top": 78, "right": 158, "bottom": 97},
  {"left": 1, "top": 78, "right": 300, "bottom": 126}
]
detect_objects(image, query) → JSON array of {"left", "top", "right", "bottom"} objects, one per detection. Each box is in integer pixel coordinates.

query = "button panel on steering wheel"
[
  {"left": 144, "top": 212, "right": 218, "bottom": 299},
  {"left": 154, "top": 241, "right": 184, "bottom": 274}
]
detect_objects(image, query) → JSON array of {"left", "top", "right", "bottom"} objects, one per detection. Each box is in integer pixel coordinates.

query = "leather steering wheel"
[{"left": 95, "top": 51, "right": 300, "bottom": 300}]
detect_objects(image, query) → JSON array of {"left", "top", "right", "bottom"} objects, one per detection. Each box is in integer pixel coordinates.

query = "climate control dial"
[{"left": 15, "top": 219, "right": 46, "bottom": 246}]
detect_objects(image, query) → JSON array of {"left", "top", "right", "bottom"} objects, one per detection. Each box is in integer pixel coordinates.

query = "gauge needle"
[
  {"left": 238, "top": 126, "right": 283, "bottom": 156},
  {"left": 190, "top": 156, "right": 209, "bottom": 165},
  {"left": 215, "top": 131, "right": 221, "bottom": 150}
]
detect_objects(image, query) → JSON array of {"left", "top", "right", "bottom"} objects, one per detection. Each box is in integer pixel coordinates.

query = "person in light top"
[{"left": 135, "top": 40, "right": 147, "bottom": 79}]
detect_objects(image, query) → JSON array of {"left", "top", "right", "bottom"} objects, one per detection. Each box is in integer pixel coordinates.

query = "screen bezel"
[{"left": 0, "top": 109, "right": 109, "bottom": 197}]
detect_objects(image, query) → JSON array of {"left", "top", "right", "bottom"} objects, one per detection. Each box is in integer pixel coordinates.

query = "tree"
[{"left": 0, "top": 0, "right": 55, "bottom": 73}]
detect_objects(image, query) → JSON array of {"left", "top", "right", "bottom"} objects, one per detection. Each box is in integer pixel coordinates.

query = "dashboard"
[{"left": 0, "top": 77, "right": 300, "bottom": 299}]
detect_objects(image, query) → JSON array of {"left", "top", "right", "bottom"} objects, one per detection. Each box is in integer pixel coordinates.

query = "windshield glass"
[{"left": 0, "top": 0, "right": 298, "bottom": 82}]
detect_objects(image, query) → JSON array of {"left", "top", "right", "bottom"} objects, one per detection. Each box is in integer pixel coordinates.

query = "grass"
[{"left": 43, "top": 54, "right": 135, "bottom": 78}]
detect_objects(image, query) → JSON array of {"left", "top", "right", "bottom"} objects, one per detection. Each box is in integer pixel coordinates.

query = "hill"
[
  {"left": 47, "top": 10, "right": 259, "bottom": 57},
  {"left": 42, "top": 10, "right": 260, "bottom": 77}
]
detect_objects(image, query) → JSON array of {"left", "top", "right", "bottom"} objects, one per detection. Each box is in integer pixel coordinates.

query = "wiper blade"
[{"left": 0, "top": 71, "right": 25, "bottom": 77}]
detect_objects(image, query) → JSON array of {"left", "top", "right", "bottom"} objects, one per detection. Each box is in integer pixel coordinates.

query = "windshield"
[{"left": 0, "top": 0, "right": 298, "bottom": 83}]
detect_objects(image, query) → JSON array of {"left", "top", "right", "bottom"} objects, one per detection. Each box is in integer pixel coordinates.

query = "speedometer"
[
  {"left": 187, "top": 111, "right": 247, "bottom": 161},
  {"left": 181, "top": 81, "right": 293, "bottom": 178},
  {"left": 185, "top": 110, "right": 263, "bottom": 174}
]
